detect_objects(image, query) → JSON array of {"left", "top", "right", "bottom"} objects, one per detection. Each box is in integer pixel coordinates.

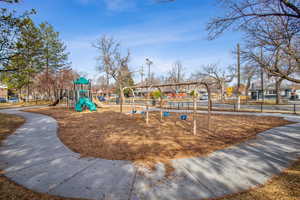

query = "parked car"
[
  {"left": 199, "top": 95, "right": 208, "bottom": 100},
  {"left": 97, "top": 96, "right": 106, "bottom": 102},
  {"left": 8, "top": 97, "right": 19, "bottom": 103},
  {"left": 0, "top": 97, "right": 7, "bottom": 103}
]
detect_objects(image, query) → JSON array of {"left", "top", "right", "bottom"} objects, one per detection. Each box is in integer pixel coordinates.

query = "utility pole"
[
  {"left": 106, "top": 73, "right": 109, "bottom": 88},
  {"left": 237, "top": 43, "right": 241, "bottom": 111},
  {"left": 260, "top": 48, "right": 264, "bottom": 102},
  {"left": 146, "top": 58, "right": 153, "bottom": 85},
  {"left": 177, "top": 64, "right": 180, "bottom": 83},
  {"left": 140, "top": 65, "right": 144, "bottom": 84},
  {"left": 145, "top": 58, "right": 153, "bottom": 125}
]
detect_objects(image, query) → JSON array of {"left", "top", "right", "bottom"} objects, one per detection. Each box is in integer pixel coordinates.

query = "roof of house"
[{"left": 291, "top": 84, "right": 300, "bottom": 90}]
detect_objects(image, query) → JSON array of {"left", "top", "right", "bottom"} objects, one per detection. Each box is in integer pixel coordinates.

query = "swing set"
[{"left": 126, "top": 81, "right": 213, "bottom": 135}]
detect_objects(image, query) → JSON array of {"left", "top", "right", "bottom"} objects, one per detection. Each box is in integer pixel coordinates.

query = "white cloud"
[
  {"left": 76, "top": 0, "right": 137, "bottom": 11},
  {"left": 103, "top": 0, "right": 137, "bottom": 11}
]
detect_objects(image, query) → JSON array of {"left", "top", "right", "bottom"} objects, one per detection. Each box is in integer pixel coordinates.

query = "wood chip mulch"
[{"left": 26, "top": 107, "right": 293, "bottom": 172}]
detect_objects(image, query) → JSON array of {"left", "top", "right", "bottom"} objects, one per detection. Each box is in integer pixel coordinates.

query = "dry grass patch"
[
  {"left": 26, "top": 107, "right": 293, "bottom": 172},
  {"left": 0, "top": 101, "right": 52, "bottom": 109},
  {"left": 0, "top": 178, "right": 86, "bottom": 200},
  {"left": 0, "top": 113, "right": 25, "bottom": 143}
]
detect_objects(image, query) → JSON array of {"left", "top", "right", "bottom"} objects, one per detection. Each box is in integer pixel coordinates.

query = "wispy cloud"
[
  {"left": 76, "top": 0, "right": 138, "bottom": 12},
  {"left": 103, "top": 0, "right": 137, "bottom": 11},
  {"left": 64, "top": 7, "right": 238, "bottom": 78}
]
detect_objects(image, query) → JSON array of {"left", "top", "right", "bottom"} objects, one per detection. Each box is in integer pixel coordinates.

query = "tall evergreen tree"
[
  {"left": 0, "top": 8, "right": 36, "bottom": 71},
  {"left": 3, "top": 17, "right": 43, "bottom": 100},
  {"left": 38, "top": 22, "right": 70, "bottom": 98}
]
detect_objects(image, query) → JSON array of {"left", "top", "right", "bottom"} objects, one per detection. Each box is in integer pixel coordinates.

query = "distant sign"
[{"left": 226, "top": 87, "right": 233, "bottom": 96}]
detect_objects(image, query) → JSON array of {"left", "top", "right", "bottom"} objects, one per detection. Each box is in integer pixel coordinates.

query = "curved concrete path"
[{"left": 0, "top": 107, "right": 300, "bottom": 200}]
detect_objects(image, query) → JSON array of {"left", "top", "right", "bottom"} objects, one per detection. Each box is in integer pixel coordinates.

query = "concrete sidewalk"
[{"left": 0, "top": 108, "right": 299, "bottom": 200}]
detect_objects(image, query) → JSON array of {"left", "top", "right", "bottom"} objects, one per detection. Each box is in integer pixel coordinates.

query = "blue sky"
[{"left": 5, "top": 0, "right": 242, "bottom": 81}]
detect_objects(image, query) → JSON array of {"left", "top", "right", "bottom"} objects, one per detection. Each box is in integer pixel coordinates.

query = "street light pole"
[
  {"left": 146, "top": 58, "right": 153, "bottom": 85},
  {"left": 237, "top": 43, "right": 241, "bottom": 111},
  {"left": 260, "top": 48, "right": 264, "bottom": 102},
  {"left": 145, "top": 58, "right": 153, "bottom": 125},
  {"left": 140, "top": 65, "right": 144, "bottom": 84}
]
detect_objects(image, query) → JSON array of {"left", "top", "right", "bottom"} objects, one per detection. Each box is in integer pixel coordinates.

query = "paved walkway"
[{"left": 0, "top": 107, "right": 300, "bottom": 200}]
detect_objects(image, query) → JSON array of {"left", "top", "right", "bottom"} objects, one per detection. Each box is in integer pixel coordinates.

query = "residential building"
[{"left": 0, "top": 83, "right": 8, "bottom": 100}]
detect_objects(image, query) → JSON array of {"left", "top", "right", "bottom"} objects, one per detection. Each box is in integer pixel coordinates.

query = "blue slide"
[{"left": 75, "top": 97, "right": 97, "bottom": 112}]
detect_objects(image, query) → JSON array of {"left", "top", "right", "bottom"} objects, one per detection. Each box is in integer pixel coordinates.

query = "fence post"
[
  {"left": 294, "top": 104, "right": 296, "bottom": 114},
  {"left": 260, "top": 103, "right": 263, "bottom": 112},
  {"left": 234, "top": 104, "right": 236, "bottom": 112}
]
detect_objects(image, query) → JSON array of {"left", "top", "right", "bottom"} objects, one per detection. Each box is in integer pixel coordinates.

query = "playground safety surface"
[
  {"left": 0, "top": 107, "right": 299, "bottom": 200},
  {"left": 26, "top": 107, "right": 292, "bottom": 172}
]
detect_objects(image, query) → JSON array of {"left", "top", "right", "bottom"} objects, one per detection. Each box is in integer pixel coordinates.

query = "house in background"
[
  {"left": 290, "top": 84, "right": 300, "bottom": 100},
  {"left": 0, "top": 83, "right": 8, "bottom": 100},
  {"left": 249, "top": 82, "right": 300, "bottom": 100}
]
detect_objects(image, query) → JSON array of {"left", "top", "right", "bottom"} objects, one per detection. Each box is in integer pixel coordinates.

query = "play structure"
[
  {"left": 121, "top": 81, "right": 213, "bottom": 135},
  {"left": 73, "top": 77, "right": 97, "bottom": 112},
  {"left": 51, "top": 77, "right": 97, "bottom": 112}
]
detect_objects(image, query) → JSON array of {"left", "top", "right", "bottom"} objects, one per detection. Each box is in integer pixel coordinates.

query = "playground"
[
  {"left": 21, "top": 77, "right": 291, "bottom": 170},
  {"left": 1, "top": 105, "right": 300, "bottom": 200},
  {"left": 0, "top": 77, "right": 300, "bottom": 200},
  {"left": 26, "top": 106, "right": 293, "bottom": 172}
]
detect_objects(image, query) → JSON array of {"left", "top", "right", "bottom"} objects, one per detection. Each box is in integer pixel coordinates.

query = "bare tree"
[
  {"left": 192, "top": 63, "right": 235, "bottom": 102},
  {"left": 207, "top": 0, "right": 300, "bottom": 39},
  {"left": 93, "top": 36, "right": 132, "bottom": 112},
  {"left": 241, "top": 65, "right": 257, "bottom": 102},
  {"left": 167, "top": 61, "right": 185, "bottom": 83},
  {"left": 245, "top": 48, "right": 296, "bottom": 103},
  {"left": 33, "top": 68, "right": 77, "bottom": 100},
  {"left": 207, "top": 0, "right": 300, "bottom": 83},
  {"left": 96, "top": 75, "right": 109, "bottom": 90}
]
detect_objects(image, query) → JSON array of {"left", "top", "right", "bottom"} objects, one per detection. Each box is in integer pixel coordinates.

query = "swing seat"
[
  {"left": 180, "top": 115, "right": 187, "bottom": 120},
  {"left": 141, "top": 111, "right": 146, "bottom": 115},
  {"left": 163, "top": 112, "right": 170, "bottom": 117},
  {"left": 132, "top": 110, "right": 137, "bottom": 114}
]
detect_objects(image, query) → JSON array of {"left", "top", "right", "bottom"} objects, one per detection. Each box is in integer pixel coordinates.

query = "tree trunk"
[
  {"left": 220, "top": 83, "right": 225, "bottom": 103},
  {"left": 160, "top": 97, "right": 163, "bottom": 122},
  {"left": 193, "top": 95, "right": 197, "bottom": 135},
  {"left": 27, "top": 84, "right": 30, "bottom": 102},
  {"left": 146, "top": 90, "right": 150, "bottom": 125},
  {"left": 245, "top": 77, "right": 251, "bottom": 103},
  {"left": 46, "top": 56, "right": 51, "bottom": 100},
  {"left": 19, "top": 88, "right": 23, "bottom": 102},
  {"left": 275, "top": 78, "right": 283, "bottom": 104},
  {"left": 119, "top": 84, "right": 125, "bottom": 113},
  {"left": 205, "top": 84, "right": 212, "bottom": 112}
]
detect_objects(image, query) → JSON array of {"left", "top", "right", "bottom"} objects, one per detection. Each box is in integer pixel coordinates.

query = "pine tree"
[
  {"left": 39, "top": 22, "right": 70, "bottom": 98},
  {"left": 0, "top": 8, "right": 36, "bottom": 71},
  {"left": 3, "top": 17, "right": 43, "bottom": 100}
]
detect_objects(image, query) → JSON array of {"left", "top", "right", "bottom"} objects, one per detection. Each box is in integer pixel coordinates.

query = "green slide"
[{"left": 75, "top": 97, "right": 97, "bottom": 112}]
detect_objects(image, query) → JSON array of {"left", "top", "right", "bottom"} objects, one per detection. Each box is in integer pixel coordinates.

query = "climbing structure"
[{"left": 73, "top": 77, "right": 97, "bottom": 112}]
